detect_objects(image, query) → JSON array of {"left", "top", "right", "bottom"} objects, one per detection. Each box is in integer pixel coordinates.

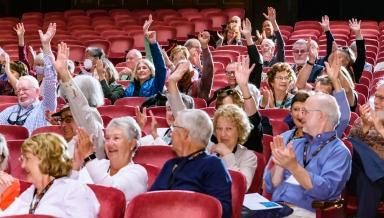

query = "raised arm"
[
  {"left": 349, "top": 18, "right": 365, "bottom": 82},
  {"left": 241, "top": 18, "right": 263, "bottom": 88},
  {"left": 3, "top": 53, "right": 18, "bottom": 90},
  {"left": 14, "top": 23, "right": 30, "bottom": 70},
  {"left": 143, "top": 15, "right": 154, "bottom": 64},
  {"left": 39, "top": 23, "right": 58, "bottom": 112},
  {"left": 234, "top": 55, "right": 257, "bottom": 116},
  {"left": 197, "top": 31, "right": 214, "bottom": 100},
  {"left": 319, "top": 15, "right": 334, "bottom": 62},
  {"left": 167, "top": 61, "right": 190, "bottom": 117},
  {"left": 146, "top": 30, "right": 167, "bottom": 94},
  {"left": 264, "top": 7, "right": 285, "bottom": 62},
  {"left": 296, "top": 39, "right": 316, "bottom": 90}
]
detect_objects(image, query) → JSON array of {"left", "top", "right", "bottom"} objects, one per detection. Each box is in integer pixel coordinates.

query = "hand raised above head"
[
  {"left": 319, "top": 15, "right": 330, "bottom": 32},
  {"left": 39, "top": 23, "right": 56, "bottom": 45},
  {"left": 198, "top": 31, "right": 210, "bottom": 48},
  {"left": 13, "top": 23, "right": 25, "bottom": 36},
  {"left": 263, "top": 7, "right": 277, "bottom": 23},
  {"left": 240, "top": 18, "right": 252, "bottom": 39},
  {"left": 349, "top": 18, "right": 361, "bottom": 33}
]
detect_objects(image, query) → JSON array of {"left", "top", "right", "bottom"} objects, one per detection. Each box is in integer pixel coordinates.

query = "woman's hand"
[
  {"left": 135, "top": 106, "right": 147, "bottom": 130},
  {"left": 0, "top": 172, "right": 14, "bottom": 195},
  {"left": 75, "top": 127, "right": 94, "bottom": 160},
  {"left": 149, "top": 110, "right": 159, "bottom": 139},
  {"left": 210, "top": 143, "right": 232, "bottom": 157},
  {"left": 54, "top": 42, "right": 71, "bottom": 82}
]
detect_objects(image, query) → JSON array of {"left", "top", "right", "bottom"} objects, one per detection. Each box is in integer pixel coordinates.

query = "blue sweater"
[
  {"left": 124, "top": 42, "right": 167, "bottom": 97},
  {"left": 150, "top": 152, "right": 232, "bottom": 218}
]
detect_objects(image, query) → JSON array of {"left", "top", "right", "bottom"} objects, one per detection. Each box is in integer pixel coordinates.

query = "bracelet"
[
  {"left": 243, "top": 95, "right": 253, "bottom": 100},
  {"left": 83, "top": 152, "right": 96, "bottom": 166},
  {"left": 306, "top": 60, "right": 314, "bottom": 66}
]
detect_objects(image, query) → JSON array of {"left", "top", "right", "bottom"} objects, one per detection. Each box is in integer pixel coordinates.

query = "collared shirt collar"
[{"left": 304, "top": 130, "right": 337, "bottom": 144}]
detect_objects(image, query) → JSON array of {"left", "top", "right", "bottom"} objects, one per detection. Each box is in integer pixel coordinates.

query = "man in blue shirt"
[
  {"left": 150, "top": 109, "right": 232, "bottom": 218},
  {"left": 264, "top": 93, "right": 352, "bottom": 217}
]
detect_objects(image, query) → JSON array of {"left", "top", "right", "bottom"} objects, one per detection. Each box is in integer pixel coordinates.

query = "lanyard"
[
  {"left": 29, "top": 179, "right": 55, "bottom": 214},
  {"left": 167, "top": 149, "right": 205, "bottom": 189},
  {"left": 303, "top": 135, "right": 337, "bottom": 168}
]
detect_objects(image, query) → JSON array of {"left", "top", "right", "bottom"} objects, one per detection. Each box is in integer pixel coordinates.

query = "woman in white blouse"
[
  {"left": 73, "top": 116, "right": 148, "bottom": 202},
  {"left": 210, "top": 104, "right": 257, "bottom": 191},
  {"left": 0, "top": 133, "right": 99, "bottom": 217}
]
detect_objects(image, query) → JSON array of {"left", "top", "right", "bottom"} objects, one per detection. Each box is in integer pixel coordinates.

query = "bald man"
[{"left": 120, "top": 49, "right": 142, "bottom": 80}]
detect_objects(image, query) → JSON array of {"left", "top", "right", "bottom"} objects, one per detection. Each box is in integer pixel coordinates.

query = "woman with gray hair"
[
  {"left": 72, "top": 117, "right": 148, "bottom": 202},
  {"left": 95, "top": 58, "right": 124, "bottom": 103}
]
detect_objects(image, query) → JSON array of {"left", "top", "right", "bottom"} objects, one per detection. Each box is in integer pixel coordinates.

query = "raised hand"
[
  {"left": 95, "top": 59, "right": 106, "bottom": 80},
  {"left": 149, "top": 110, "right": 159, "bottom": 139},
  {"left": 39, "top": 23, "right": 56, "bottom": 46},
  {"left": 54, "top": 42, "right": 70, "bottom": 81},
  {"left": 169, "top": 60, "right": 190, "bottom": 82},
  {"left": 270, "top": 135, "right": 296, "bottom": 169},
  {"left": 45, "top": 110, "right": 60, "bottom": 125},
  {"left": 359, "top": 104, "right": 373, "bottom": 132},
  {"left": 216, "top": 31, "right": 224, "bottom": 40},
  {"left": 325, "top": 50, "right": 341, "bottom": 81},
  {"left": 234, "top": 55, "right": 255, "bottom": 87},
  {"left": 198, "top": 31, "right": 210, "bottom": 49},
  {"left": 135, "top": 106, "right": 147, "bottom": 129},
  {"left": 240, "top": 18, "right": 252, "bottom": 39},
  {"left": 349, "top": 18, "right": 361, "bottom": 34},
  {"left": 143, "top": 14, "right": 153, "bottom": 35},
  {"left": 260, "top": 86, "right": 273, "bottom": 108},
  {"left": 75, "top": 127, "right": 94, "bottom": 160},
  {"left": 307, "top": 37, "right": 316, "bottom": 63},
  {"left": 145, "top": 30, "right": 157, "bottom": 44},
  {"left": 319, "top": 15, "right": 330, "bottom": 32},
  {"left": 13, "top": 23, "right": 25, "bottom": 37},
  {"left": 263, "top": 7, "right": 277, "bottom": 23}
]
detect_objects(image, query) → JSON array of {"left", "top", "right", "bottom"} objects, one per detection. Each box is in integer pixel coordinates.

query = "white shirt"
[
  {"left": 0, "top": 177, "right": 99, "bottom": 218},
  {"left": 72, "top": 159, "right": 148, "bottom": 202},
  {"left": 139, "top": 127, "right": 171, "bottom": 146}
]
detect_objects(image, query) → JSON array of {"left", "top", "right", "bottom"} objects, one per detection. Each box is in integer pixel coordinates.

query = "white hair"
[
  {"left": 107, "top": 116, "right": 142, "bottom": 141},
  {"left": 313, "top": 93, "right": 341, "bottom": 128},
  {"left": 35, "top": 52, "right": 44, "bottom": 62},
  {"left": 17, "top": 75, "right": 39, "bottom": 89},
  {"left": 176, "top": 109, "right": 213, "bottom": 146},
  {"left": 293, "top": 39, "right": 307, "bottom": 48},
  {"left": 59, "top": 75, "right": 104, "bottom": 107}
]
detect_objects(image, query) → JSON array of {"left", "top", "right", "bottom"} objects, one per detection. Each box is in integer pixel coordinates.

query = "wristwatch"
[
  {"left": 306, "top": 60, "right": 315, "bottom": 66},
  {"left": 83, "top": 152, "right": 96, "bottom": 166}
]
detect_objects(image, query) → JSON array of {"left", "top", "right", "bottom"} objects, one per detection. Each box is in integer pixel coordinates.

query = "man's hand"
[
  {"left": 198, "top": 31, "right": 210, "bottom": 49},
  {"left": 319, "top": 15, "right": 330, "bottom": 32}
]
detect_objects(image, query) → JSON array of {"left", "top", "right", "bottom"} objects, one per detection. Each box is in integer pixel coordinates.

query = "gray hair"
[
  {"left": 184, "top": 38, "right": 200, "bottom": 49},
  {"left": 101, "top": 58, "right": 119, "bottom": 83},
  {"left": 17, "top": 75, "right": 39, "bottom": 89},
  {"left": 313, "top": 93, "right": 341, "bottom": 128},
  {"left": 166, "top": 93, "right": 195, "bottom": 109},
  {"left": 0, "top": 134, "right": 9, "bottom": 171},
  {"left": 176, "top": 109, "right": 213, "bottom": 146},
  {"left": 86, "top": 47, "right": 105, "bottom": 59},
  {"left": 293, "top": 39, "right": 307, "bottom": 48},
  {"left": 106, "top": 116, "right": 142, "bottom": 141},
  {"left": 66, "top": 75, "right": 104, "bottom": 107},
  {"left": 133, "top": 59, "right": 156, "bottom": 79},
  {"left": 35, "top": 52, "right": 44, "bottom": 63}
]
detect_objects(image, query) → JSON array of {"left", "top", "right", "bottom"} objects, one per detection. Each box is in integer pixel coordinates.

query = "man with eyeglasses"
[
  {"left": 264, "top": 93, "right": 352, "bottom": 217},
  {"left": 0, "top": 24, "right": 57, "bottom": 135}
]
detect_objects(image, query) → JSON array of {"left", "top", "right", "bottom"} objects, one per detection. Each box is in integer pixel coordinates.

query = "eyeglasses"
[
  {"left": 58, "top": 116, "right": 74, "bottom": 124},
  {"left": 293, "top": 49, "right": 308, "bottom": 54},
  {"left": 225, "top": 71, "right": 235, "bottom": 77},
  {"left": 217, "top": 88, "right": 241, "bottom": 97},
  {"left": 275, "top": 76, "right": 291, "bottom": 81},
  {"left": 301, "top": 108, "right": 321, "bottom": 115}
]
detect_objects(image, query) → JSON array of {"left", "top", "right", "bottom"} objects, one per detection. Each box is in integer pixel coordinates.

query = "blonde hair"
[
  {"left": 21, "top": 133, "right": 72, "bottom": 178},
  {"left": 224, "top": 22, "right": 241, "bottom": 41},
  {"left": 213, "top": 104, "right": 251, "bottom": 144},
  {"left": 170, "top": 45, "right": 190, "bottom": 62}
]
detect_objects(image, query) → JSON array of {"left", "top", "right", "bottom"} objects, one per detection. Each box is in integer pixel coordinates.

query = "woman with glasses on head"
[
  {"left": 210, "top": 104, "right": 257, "bottom": 191},
  {"left": 0, "top": 133, "right": 99, "bottom": 217},
  {"left": 260, "top": 62, "right": 295, "bottom": 109},
  {"left": 72, "top": 117, "right": 148, "bottom": 202}
]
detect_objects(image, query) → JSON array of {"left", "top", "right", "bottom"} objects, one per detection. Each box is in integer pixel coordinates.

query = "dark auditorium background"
[{"left": 0, "top": 0, "right": 381, "bottom": 28}]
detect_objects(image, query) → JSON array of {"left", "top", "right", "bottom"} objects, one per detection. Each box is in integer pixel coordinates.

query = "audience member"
[
  {"left": 72, "top": 117, "right": 148, "bottom": 202},
  {"left": 54, "top": 42, "right": 105, "bottom": 159},
  {"left": 216, "top": 22, "right": 242, "bottom": 47},
  {"left": 120, "top": 49, "right": 143, "bottom": 80},
  {"left": 210, "top": 104, "right": 257, "bottom": 191},
  {"left": 264, "top": 93, "right": 352, "bottom": 217},
  {"left": 0, "top": 23, "right": 58, "bottom": 134},
  {"left": 0, "top": 133, "right": 99, "bottom": 217},
  {"left": 95, "top": 58, "right": 124, "bottom": 103},
  {"left": 150, "top": 109, "right": 232, "bottom": 218}
]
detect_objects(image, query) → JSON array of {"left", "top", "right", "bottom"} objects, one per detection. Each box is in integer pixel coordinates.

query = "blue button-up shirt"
[{"left": 264, "top": 131, "right": 352, "bottom": 211}]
